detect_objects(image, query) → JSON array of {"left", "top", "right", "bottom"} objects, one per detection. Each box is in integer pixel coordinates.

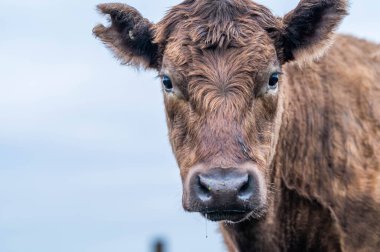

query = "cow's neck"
[{"left": 220, "top": 185, "right": 343, "bottom": 251}]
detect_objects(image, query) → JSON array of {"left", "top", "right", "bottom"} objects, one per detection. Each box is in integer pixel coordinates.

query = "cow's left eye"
[
  {"left": 268, "top": 73, "right": 279, "bottom": 90},
  {"left": 162, "top": 75, "right": 173, "bottom": 92}
]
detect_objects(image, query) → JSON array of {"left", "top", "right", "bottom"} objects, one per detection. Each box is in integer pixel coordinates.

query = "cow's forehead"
[
  {"left": 161, "top": 33, "right": 278, "bottom": 112},
  {"left": 162, "top": 29, "right": 277, "bottom": 77},
  {"left": 173, "top": 18, "right": 267, "bottom": 50}
]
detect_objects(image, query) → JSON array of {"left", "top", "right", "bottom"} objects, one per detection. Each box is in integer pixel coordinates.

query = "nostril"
[
  {"left": 238, "top": 175, "right": 254, "bottom": 200},
  {"left": 196, "top": 175, "right": 212, "bottom": 201},
  {"left": 239, "top": 175, "right": 250, "bottom": 192}
]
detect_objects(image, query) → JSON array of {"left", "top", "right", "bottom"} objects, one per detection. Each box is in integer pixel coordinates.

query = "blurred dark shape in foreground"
[{"left": 152, "top": 238, "right": 166, "bottom": 252}]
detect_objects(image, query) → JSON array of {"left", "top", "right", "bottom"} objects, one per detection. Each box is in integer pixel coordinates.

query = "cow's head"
[{"left": 94, "top": 0, "right": 347, "bottom": 222}]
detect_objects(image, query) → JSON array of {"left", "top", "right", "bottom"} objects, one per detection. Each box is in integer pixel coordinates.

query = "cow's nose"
[
  {"left": 196, "top": 169, "right": 252, "bottom": 202},
  {"left": 184, "top": 165, "right": 266, "bottom": 222},
  {"left": 189, "top": 167, "right": 258, "bottom": 217}
]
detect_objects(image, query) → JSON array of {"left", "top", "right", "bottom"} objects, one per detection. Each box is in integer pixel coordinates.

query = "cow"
[{"left": 93, "top": 0, "right": 380, "bottom": 251}]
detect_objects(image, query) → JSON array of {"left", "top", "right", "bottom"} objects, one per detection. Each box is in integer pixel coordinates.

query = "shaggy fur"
[
  {"left": 222, "top": 35, "right": 380, "bottom": 251},
  {"left": 93, "top": 0, "right": 380, "bottom": 251}
]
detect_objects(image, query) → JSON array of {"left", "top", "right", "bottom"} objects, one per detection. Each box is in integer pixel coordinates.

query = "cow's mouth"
[{"left": 201, "top": 210, "right": 250, "bottom": 222}]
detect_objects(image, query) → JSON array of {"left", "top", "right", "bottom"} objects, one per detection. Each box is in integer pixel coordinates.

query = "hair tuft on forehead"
[{"left": 154, "top": 0, "right": 280, "bottom": 49}]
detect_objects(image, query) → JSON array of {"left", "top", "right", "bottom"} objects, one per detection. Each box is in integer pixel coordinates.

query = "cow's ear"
[
  {"left": 278, "top": 0, "right": 348, "bottom": 63},
  {"left": 93, "top": 3, "right": 160, "bottom": 69}
]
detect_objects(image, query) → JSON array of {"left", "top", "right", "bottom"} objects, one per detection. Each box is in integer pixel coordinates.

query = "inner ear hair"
[
  {"left": 93, "top": 3, "right": 160, "bottom": 69},
  {"left": 280, "top": 0, "right": 349, "bottom": 63}
]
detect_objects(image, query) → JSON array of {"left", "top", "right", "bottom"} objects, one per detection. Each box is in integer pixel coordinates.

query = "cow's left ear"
[
  {"left": 93, "top": 3, "right": 160, "bottom": 69},
  {"left": 277, "top": 0, "right": 349, "bottom": 63}
]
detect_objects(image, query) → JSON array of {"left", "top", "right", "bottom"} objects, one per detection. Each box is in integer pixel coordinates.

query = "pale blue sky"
[{"left": 0, "top": 1, "right": 378, "bottom": 252}]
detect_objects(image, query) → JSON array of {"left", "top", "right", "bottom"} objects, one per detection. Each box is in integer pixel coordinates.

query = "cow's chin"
[
  {"left": 200, "top": 206, "right": 268, "bottom": 223},
  {"left": 201, "top": 211, "right": 250, "bottom": 223}
]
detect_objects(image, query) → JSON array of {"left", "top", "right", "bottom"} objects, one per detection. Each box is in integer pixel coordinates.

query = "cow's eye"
[
  {"left": 268, "top": 73, "right": 279, "bottom": 90},
  {"left": 162, "top": 75, "right": 173, "bottom": 92}
]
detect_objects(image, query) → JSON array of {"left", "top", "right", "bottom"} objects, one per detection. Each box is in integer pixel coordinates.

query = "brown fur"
[
  {"left": 222, "top": 35, "right": 380, "bottom": 251},
  {"left": 93, "top": 0, "right": 380, "bottom": 251}
]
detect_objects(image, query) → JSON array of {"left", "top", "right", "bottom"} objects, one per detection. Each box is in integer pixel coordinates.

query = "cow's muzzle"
[{"left": 183, "top": 164, "right": 267, "bottom": 223}]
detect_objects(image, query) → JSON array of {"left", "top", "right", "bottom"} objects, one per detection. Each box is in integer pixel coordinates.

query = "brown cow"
[{"left": 93, "top": 0, "right": 380, "bottom": 251}]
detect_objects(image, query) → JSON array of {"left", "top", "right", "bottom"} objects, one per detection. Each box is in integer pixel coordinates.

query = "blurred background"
[{"left": 0, "top": 0, "right": 378, "bottom": 251}]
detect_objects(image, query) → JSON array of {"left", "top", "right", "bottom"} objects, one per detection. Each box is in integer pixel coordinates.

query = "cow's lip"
[{"left": 201, "top": 210, "right": 250, "bottom": 222}]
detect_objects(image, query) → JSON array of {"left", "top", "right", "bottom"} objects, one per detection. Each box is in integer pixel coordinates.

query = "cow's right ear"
[{"left": 93, "top": 3, "right": 160, "bottom": 69}]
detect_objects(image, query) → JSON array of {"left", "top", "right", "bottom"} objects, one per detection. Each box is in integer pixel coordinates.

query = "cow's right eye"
[
  {"left": 268, "top": 73, "right": 279, "bottom": 90},
  {"left": 162, "top": 75, "right": 173, "bottom": 92}
]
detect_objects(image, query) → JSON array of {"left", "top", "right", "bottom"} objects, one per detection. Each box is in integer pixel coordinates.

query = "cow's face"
[
  {"left": 94, "top": 0, "right": 348, "bottom": 222},
  {"left": 160, "top": 25, "right": 283, "bottom": 222}
]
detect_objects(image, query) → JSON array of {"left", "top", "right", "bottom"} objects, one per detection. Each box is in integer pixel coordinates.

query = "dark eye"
[
  {"left": 268, "top": 73, "right": 279, "bottom": 89},
  {"left": 162, "top": 75, "right": 173, "bottom": 92}
]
